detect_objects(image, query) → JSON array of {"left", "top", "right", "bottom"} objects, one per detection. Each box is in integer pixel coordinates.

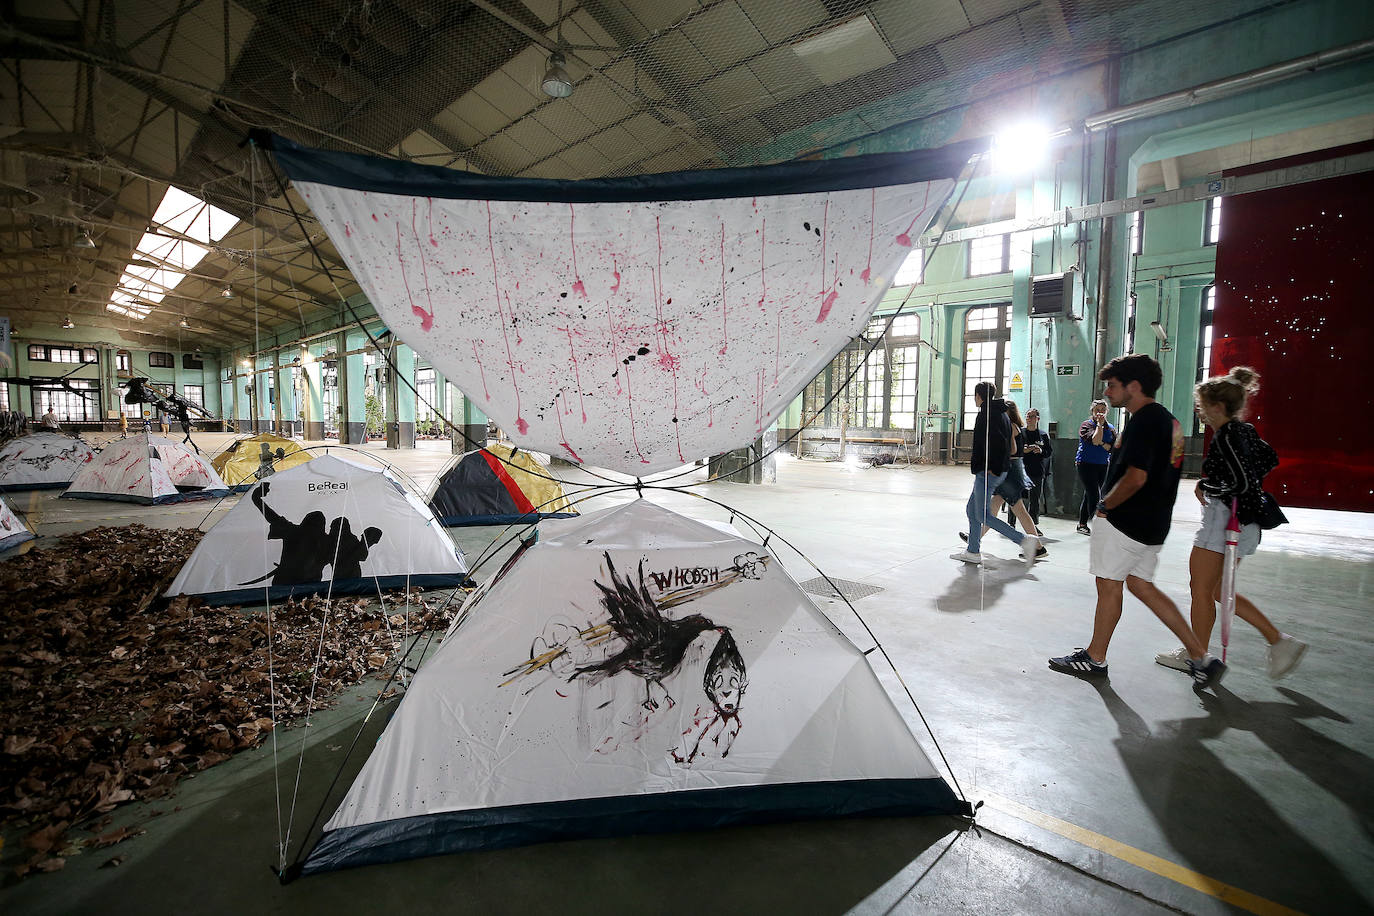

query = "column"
[
  {"left": 343, "top": 331, "right": 366, "bottom": 444},
  {"left": 303, "top": 346, "right": 325, "bottom": 440},
  {"left": 390, "top": 344, "right": 415, "bottom": 448}
]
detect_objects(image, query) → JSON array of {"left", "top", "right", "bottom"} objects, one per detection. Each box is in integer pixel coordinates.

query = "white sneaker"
[
  {"left": 1267, "top": 635, "right": 1308, "bottom": 680},
  {"left": 1020, "top": 535, "right": 1042, "bottom": 567},
  {"left": 1154, "top": 646, "right": 1191, "bottom": 671},
  {"left": 951, "top": 550, "right": 983, "bottom": 565}
]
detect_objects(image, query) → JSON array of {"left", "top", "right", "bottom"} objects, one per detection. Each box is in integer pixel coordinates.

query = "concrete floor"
[{"left": 2, "top": 438, "right": 1371, "bottom": 914}]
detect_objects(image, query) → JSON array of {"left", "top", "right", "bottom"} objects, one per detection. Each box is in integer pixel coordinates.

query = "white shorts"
[
  {"left": 1193, "top": 497, "right": 1261, "bottom": 557},
  {"left": 1089, "top": 519, "right": 1163, "bottom": 582}
]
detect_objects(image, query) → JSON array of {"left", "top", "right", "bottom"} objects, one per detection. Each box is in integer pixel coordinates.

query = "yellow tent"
[{"left": 211, "top": 433, "right": 312, "bottom": 489}]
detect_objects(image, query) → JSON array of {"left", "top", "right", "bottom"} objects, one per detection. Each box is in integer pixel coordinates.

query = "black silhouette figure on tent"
[
  {"left": 239, "top": 480, "right": 384, "bottom": 586},
  {"left": 572, "top": 552, "right": 746, "bottom": 717}
]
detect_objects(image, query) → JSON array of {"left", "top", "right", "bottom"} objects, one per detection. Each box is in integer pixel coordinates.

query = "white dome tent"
[
  {"left": 62, "top": 434, "right": 229, "bottom": 505},
  {"left": 0, "top": 431, "right": 96, "bottom": 491},
  {"left": 166, "top": 453, "right": 469, "bottom": 607},
  {"left": 297, "top": 500, "right": 968, "bottom": 874}
]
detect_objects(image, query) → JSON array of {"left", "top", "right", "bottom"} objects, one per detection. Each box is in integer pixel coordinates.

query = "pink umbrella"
[{"left": 1218, "top": 497, "right": 1241, "bottom": 662}]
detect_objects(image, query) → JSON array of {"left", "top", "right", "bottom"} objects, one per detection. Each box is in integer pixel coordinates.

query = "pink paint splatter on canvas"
[
  {"left": 428, "top": 197, "right": 438, "bottom": 247},
  {"left": 569, "top": 204, "right": 587, "bottom": 297},
  {"left": 471, "top": 342, "right": 490, "bottom": 400},
  {"left": 816, "top": 199, "right": 838, "bottom": 323},
  {"left": 397, "top": 222, "right": 434, "bottom": 332},
  {"left": 861, "top": 188, "right": 874, "bottom": 283},
  {"left": 610, "top": 258, "right": 621, "bottom": 293},
  {"left": 757, "top": 218, "right": 767, "bottom": 310},
  {"left": 718, "top": 223, "right": 728, "bottom": 355},
  {"left": 487, "top": 202, "right": 526, "bottom": 433},
  {"left": 410, "top": 200, "right": 436, "bottom": 331},
  {"left": 563, "top": 326, "right": 588, "bottom": 422},
  {"left": 896, "top": 183, "right": 933, "bottom": 247},
  {"left": 553, "top": 393, "right": 582, "bottom": 462}
]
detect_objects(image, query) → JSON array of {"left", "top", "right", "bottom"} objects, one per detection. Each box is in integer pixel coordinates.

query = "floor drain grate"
[{"left": 798, "top": 576, "right": 884, "bottom": 601}]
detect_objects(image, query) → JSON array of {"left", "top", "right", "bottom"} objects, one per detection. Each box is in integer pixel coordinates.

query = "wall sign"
[{"left": 1056, "top": 365, "right": 1080, "bottom": 376}]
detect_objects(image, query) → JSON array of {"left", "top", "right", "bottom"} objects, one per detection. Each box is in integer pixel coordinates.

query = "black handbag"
[{"left": 1256, "top": 490, "right": 1288, "bottom": 530}]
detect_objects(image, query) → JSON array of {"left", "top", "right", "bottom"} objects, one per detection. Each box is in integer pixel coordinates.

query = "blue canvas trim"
[
  {"left": 301, "top": 777, "right": 970, "bottom": 875},
  {"left": 265, "top": 133, "right": 985, "bottom": 204},
  {"left": 190, "top": 572, "right": 471, "bottom": 608},
  {"left": 0, "top": 529, "right": 36, "bottom": 551},
  {"left": 437, "top": 511, "right": 579, "bottom": 527},
  {"left": 0, "top": 481, "right": 70, "bottom": 492},
  {"left": 61, "top": 487, "right": 229, "bottom": 505}
]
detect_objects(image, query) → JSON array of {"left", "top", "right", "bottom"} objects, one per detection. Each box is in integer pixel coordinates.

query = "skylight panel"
[{"left": 105, "top": 186, "right": 239, "bottom": 319}]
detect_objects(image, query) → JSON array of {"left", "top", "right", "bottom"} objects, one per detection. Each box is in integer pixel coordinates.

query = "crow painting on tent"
[{"left": 257, "top": 132, "right": 983, "bottom": 878}]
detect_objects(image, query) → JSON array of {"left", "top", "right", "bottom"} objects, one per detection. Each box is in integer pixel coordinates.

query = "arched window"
[{"left": 961, "top": 304, "right": 1012, "bottom": 430}]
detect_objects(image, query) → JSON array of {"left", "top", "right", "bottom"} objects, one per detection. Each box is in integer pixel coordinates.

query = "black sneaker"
[
  {"left": 1076, "top": 524, "right": 1091, "bottom": 535},
  {"left": 1048, "top": 648, "right": 1107, "bottom": 676},
  {"left": 1188, "top": 655, "right": 1227, "bottom": 689},
  {"left": 959, "top": 531, "right": 969, "bottom": 543}
]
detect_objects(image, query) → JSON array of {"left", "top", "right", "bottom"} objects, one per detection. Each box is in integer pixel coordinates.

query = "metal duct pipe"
[{"left": 1085, "top": 38, "right": 1374, "bottom": 132}]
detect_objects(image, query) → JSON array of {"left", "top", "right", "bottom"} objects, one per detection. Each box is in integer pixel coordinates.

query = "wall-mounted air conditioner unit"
[{"left": 1031, "top": 272, "right": 1073, "bottom": 317}]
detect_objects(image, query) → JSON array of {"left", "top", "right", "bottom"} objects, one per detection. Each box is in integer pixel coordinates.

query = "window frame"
[
  {"left": 1204, "top": 196, "right": 1222, "bottom": 246},
  {"left": 961, "top": 304, "right": 1014, "bottom": 431},
  {"left": 1195, "top": 284, "right": 1217, "bottom": 434},
  {"left": 148, "top": 351, "right": 174, "bottom": 369},
  {"left": 800, "top": 313, "right": 922, "bottom": 431},
  {"left": 967, "top": 234, "right": 1010, "bottom": 278}
]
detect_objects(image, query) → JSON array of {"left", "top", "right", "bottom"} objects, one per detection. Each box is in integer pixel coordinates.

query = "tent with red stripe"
[{"left": 427, "top": 441, "right": 577, "bottom": 527}]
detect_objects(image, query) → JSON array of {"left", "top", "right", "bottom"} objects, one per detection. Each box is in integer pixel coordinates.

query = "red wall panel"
[{"left": 1212, "top": 150, "right": 1374, "bottom": 512}]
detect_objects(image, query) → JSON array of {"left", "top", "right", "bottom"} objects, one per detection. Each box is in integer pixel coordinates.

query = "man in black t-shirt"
[{"left": 1049, "top": 354, "right": 1226, "bottom": 688}]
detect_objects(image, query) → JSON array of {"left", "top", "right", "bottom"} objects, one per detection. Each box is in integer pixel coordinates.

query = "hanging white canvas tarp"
[
  {"left": 302, "top": 500, "right": 967, "bottom": 873},
  {"left": 269, "top": 136, "right": 979, "bottom": 474},
  {"left": 0, "top": 494, "right": 35, "bottom": 551},
  {"left": 0, "top": 432, "right": 96, "bottom": 490},
  {"left": 62, "top": 435, "right": 229, "bottom": 504},
  {"left": 166, "top": 453, "right": 468, "bottom": 606}
]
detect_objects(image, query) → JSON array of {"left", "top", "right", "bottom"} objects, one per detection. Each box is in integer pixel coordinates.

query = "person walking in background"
[
  {"left": 967, "top": 398, "right": 1048, "bottom": 556},
  {"left": 952, "top": 382, "right": 1042, "bottom": 568},
  {"left": 1155, "top": 367, "right": 1307, "bottom": 679},
  {"left": 1049, "top": 354, "right": 1225, "bottom": 688},
  {"left": 1020, "top": 408, "right": 1053, "bottom": 530},
  {"left": 1075, "top": 398, "right": 1115, "bottom": 535}
]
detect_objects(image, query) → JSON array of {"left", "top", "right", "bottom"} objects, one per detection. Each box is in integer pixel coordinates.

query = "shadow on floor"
[
  {"left": 1085, "top": 678, "right": 1373, "bottom": 913},
  {"left": 935, "top": 560, "right": 1032, "bottom": 613}
]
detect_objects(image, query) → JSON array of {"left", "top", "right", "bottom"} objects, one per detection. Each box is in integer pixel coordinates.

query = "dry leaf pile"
[{"left": 0, "top": 525, "right": 463, "bottom": 877}]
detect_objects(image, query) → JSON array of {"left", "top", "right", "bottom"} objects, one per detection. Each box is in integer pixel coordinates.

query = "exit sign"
[{"left": 1056, "top": 365, "right": 1080, "bottom": 376}]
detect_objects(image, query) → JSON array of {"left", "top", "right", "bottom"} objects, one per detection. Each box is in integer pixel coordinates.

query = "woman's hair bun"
[{"left": 1229, "top": 365, "right": 1260, "bottom": 392}]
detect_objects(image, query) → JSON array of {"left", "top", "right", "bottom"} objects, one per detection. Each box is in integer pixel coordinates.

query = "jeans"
[{"left": 967, "top": 471, "right": 1025, "bottom": 554}]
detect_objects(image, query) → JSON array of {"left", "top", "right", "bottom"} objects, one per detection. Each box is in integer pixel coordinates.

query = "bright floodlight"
[{"left": 991, "top": 122, "right": 1052, "bottom": 173}]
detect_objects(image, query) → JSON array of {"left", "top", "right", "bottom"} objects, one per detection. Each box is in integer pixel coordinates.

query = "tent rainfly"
[
  {"left": 166, "top": 454, "right": 469, "bottom": 606},
  {"left": 298, "top": 500, "right": 969, "bottom": 874},
  {"left": 211, "top": 433, "right": 311, "bottom": 491},
  {"left": 62, "top": 435, "right": 229, "bottom": 504},
  {"left": 0, "top": 432, "right": 96, "bottom": 490},
  {"left": 0, "top": 495, "right": 35, "bottom": 551},
  {"left": 427, "top": 442, "right": 577, "bottom": 526}
]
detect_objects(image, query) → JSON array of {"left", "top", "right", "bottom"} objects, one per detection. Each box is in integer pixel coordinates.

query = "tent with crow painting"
[
  {"left": 299, "top": 499, "right": 969, "bottom": 874},
  {"left": 427, "top": 441, "right": 577, "bottom": 526},
  {"left": 62, "top": 434, "right": 229, "bottom": 504},
  {"left": 166, "top": 453, "right": 469, "bottom": 606},
  {"left": 0, "top": 431, "right": 96, "bottom": 491},
  {"left": 264, "top": 134, "right": 978, "bottom": 870}
]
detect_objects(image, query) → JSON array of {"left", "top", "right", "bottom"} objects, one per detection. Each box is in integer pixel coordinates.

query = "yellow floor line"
[{"left": 980, "top": 790, "right": 1306, "bottom": 916}]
